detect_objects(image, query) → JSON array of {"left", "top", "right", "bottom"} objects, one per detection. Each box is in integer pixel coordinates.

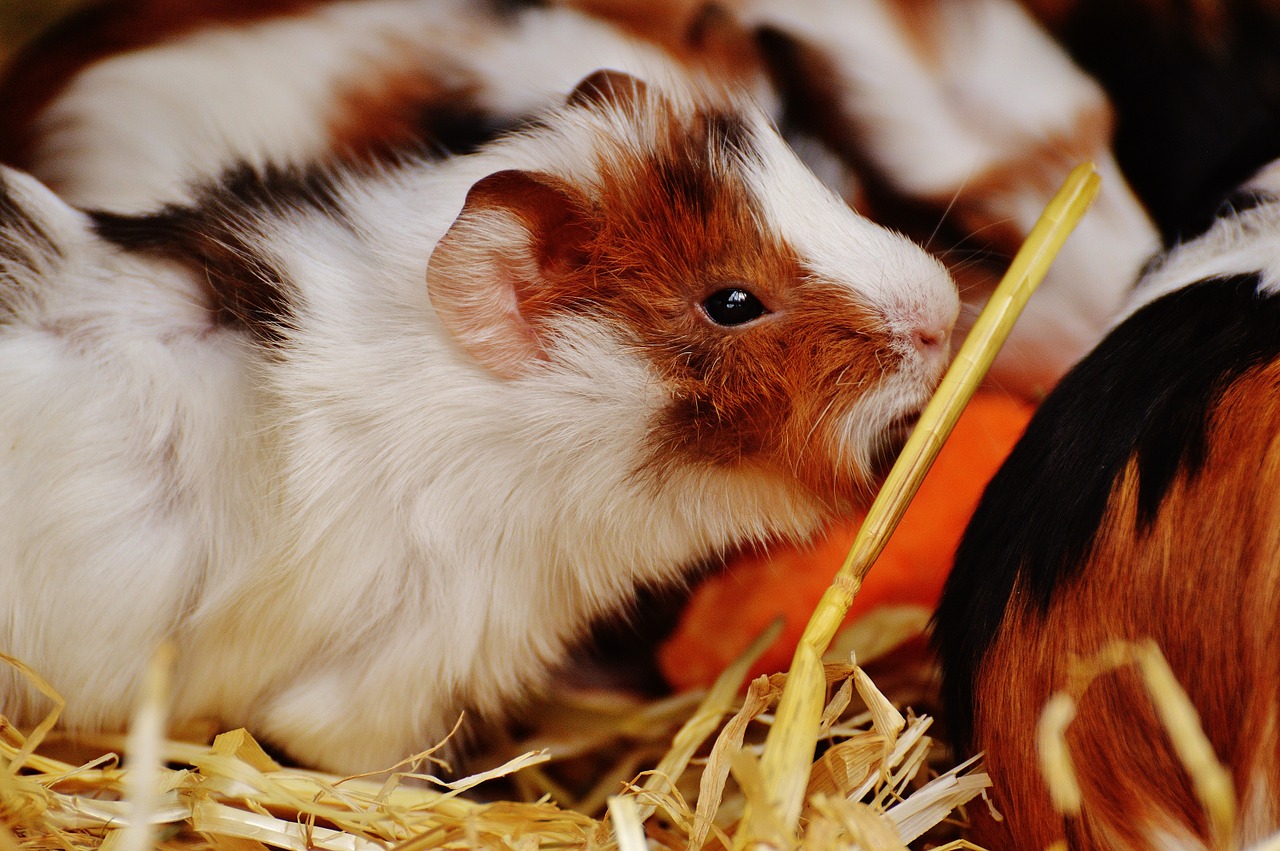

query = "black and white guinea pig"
[
  {"left": 0, "top": 70, "right": 957, "bottom": 773},
  {"left": 933, "top": 163, "right": 1280, "bottom": 849},
  {"left": 0, "top": 0, "right": 1157, "bottom": 399}
]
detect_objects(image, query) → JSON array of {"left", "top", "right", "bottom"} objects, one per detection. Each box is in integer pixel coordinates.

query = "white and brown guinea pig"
[
  {"left": 0, "top": 0, "right": 1157, "bottom": 399},
  {"left": 0, "top": 70, "right": 958, "bottom": 773},
  {"left": 933, "top": 164, "right": 1280, "bottom": 848}
]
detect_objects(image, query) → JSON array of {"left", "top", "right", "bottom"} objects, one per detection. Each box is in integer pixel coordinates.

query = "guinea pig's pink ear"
[{"left": 427, "top": 169, "right": 594, "bottom": 379}]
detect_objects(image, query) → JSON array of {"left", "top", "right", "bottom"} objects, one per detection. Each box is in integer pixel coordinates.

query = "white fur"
[
  {"left": 1129, "top": 165, "right": 1280, "bottom": 313},
  {"left": 0, "top": 81, "right": 954, "bottom": 772}
]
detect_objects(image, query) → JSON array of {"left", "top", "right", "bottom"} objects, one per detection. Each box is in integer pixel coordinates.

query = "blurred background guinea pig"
[{"left": 0, "top": 0, "right": 1163, "bottom": 401}]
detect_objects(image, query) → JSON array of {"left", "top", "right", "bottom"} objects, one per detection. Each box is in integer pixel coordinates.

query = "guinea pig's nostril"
[{"left": 913, "top": 325, "right": 949, "bottom": 353}]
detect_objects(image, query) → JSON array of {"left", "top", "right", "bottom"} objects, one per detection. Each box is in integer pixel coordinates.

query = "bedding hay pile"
[{"left": 0, "top": 618, "right": 988, "bottom": 851}]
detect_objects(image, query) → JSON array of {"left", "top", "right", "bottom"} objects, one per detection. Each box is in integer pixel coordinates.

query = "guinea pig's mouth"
[{"left": 869, "top": 408, "right": 923, "bottom": 479}]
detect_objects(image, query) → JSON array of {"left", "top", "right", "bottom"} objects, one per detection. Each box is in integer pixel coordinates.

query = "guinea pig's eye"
[{"left": 702, "top": 287, "right": 769, "bottom": 327}]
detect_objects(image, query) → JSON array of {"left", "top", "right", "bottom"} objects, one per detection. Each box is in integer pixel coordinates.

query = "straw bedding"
[
  {"left": 0, "top": 612, "right": 989, "bottom": 850},
  {"left": 2, "top": 623, "right": 1261, "bottom": 850}
]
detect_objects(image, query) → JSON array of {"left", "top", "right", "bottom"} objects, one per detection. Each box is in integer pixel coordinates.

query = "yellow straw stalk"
[{"left": 740, "top": 162, "right": 1103, "bottom": 846}]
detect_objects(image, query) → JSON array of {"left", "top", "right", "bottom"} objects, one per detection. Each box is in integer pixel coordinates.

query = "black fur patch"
[
  {"left": 933, "top": 272, "right": 1280, "bottom": 748},
  {"left": 704, "top": 108, "right": 755, "bottom": 164},
  {"left": 92, "top": 163, "right": 346, "bottom": 345},
  {"left": 653, "top": 108, "right": 760, "bottom": 219},
  {"left": 1049, "top": 1, "right": 1280, "bottom": 243},
  {"left": 489, "top": 0, "right": 544, "bottom": 13},
  {"left": 412, "top": 104, "right": 520, "bottom": 158}
]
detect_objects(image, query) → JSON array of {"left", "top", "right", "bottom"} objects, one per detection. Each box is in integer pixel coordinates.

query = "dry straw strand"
[
  {"left": 607, "top": 795, "right": 647, "bottom": 851},
  {"left": 1132, "top": 640, "right": 1236, "bottom": 850},
  {"left": 0, "top": 652, "right": 64, "bottom": 779},
  {"left": 637, "top": 618, "right": 783, "bottom": 824},
  {"left": 118, "top": 643, "right": 175, "bottom": 851},
  {"left": 1041, "top": 640, "right": 1239, "bottom": 849},
  {"left": 1036, "top": 692, "right": 1082, "bottom": 818}
]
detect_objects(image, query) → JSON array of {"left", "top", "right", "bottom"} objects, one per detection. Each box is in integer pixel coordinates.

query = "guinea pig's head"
[{"left": 428, "top": 70, "right": 958, "bottom": 514}]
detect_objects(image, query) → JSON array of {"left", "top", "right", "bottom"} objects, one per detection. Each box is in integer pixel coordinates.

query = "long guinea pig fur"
[
  {"left": 933, "top": 164, "right": 1280, "bottom": 849},
  {"left": 0, "top": 70, "right": 957, "bottom": 773}
]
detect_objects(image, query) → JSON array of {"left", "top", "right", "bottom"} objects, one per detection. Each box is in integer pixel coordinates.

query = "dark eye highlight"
[{"left": 702, "top": 287, "right": 768, "bottom": 327}]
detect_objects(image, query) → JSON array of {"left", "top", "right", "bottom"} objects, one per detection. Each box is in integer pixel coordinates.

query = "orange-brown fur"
[
  {"left": 327, "top": 58, "right": 482, "bottom": 162},
  {"left": 500, "top": 93, "right": 890, "bottom": 508},
  {"left": 971, "top": 359, "right": 1280, "bottom": 848},
  {"left": 882, "top": 0, "right": 949, "bottom": 70}
]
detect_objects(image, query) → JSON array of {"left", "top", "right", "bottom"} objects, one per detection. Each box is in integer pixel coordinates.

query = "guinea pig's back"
[{"left": 935, "top": 267, "right": 1280, "bottom": 849}]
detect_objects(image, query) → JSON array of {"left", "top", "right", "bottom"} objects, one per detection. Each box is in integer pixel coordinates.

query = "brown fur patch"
[
  {"left": 554, "top": 0, "right": 711, "bottom": 57},
  {"left": 939, "top": 101, "right": 1115, "bottom": 254},
  {"left": 555, "top": 0, "right": 764, "bottom": 86},
  {"left": 971, "top": 357, "right": 1280, "bottom": 848},
  {"left": 882, "top": 0, "right": 948, "bottom": 70},
  {"left": 971, "top": 103, "right": 1114, "bottom": 198},
  {"left": 520, "top": 99, "right": 894, "bottom": 508}
]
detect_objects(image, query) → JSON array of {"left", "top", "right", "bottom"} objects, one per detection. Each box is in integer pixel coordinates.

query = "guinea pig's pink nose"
[
  {"left": 890, "top": 266, "right": 959, "bottom": 362},
  {"left": 905, "top": 302, "right": 956, "bottom": 362},
  {"left": 913, "top": 324, "right": 950, "bottom": 353}
]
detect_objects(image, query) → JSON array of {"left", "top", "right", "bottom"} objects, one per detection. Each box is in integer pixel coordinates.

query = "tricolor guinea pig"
[
  {"left": 0, "top": 70, "right": 957, "bottom": 774},
  {"left": 933, "top": 166, "right": 1280, "bottom": 849}
]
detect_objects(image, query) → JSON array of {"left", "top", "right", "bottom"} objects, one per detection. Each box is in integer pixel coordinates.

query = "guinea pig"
[
  {"left": 932, "top": 164, "right": 1280, "bottom": 848},
  {"left": 0, "top": 69, "right": 958, "bottom": 774},
  {"left": 0, "top": 0, "right": 1152, "bottom": 400}
]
